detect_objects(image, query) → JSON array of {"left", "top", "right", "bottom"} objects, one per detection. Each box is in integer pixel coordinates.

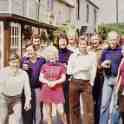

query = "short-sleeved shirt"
[
  {"left": 41, "top": 62, "right": 66, "bottom": 88},
  {"left": 40, "top": 62, "right": 66, "bottom": 103}
]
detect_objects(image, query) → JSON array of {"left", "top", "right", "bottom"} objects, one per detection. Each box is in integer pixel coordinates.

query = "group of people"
[{"left": 0, "top": 31, "right": 124, "bottom": 124}]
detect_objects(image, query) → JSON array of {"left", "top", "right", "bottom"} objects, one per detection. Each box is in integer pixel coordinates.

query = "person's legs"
[
  {"left": 99, "top": 77, "right": 113, "bottom": 124},
  {"left": 0, "top": 100, "right": 8, "bottom": 124},
  {"left": 69, "top": 79, "right": 81, "bottom": 124},
  {"left": 63, "top": 80, "right": 70, "bottom": 124},
  {"left": 45, "top": 103, "right": 52, "bottom": 124},
  {"left": 120, "top": 112, "right": 124, "bottom": 124},
  {"left": 81, "top": 82, "right": 94, "bottom": 124},
  {"left": 10, "top": 101, "right": 22, "bottom": 124},
  {"left": 22, "top": 92, "right": 34, "bottom": 124},
  {"left": 99, "top": 108, "right": 109, "bottom": 124},
  {"left": 111, "top": 110, "right": 120, "bottom": 124},
  {"left": 35, "top": 88, "right": 42, "bottom": 124},
  {"left": 57, "top": 103, "right": 67, "bottom": 124}
]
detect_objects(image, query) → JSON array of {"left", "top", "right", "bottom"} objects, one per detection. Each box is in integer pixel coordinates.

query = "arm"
[
  {"left": 67, "top": 54, "right": 74, "bottom": 75},
  {"left": 115, "top": 59, "right": 124, "bottom": 94},
  {"left": 67, "top": 54, "right": 81, "bottom": 75},
  {"left": 48, "top": 74, "right": 66, "bottom": 88},
  {"left": 0, "top": 69, "right": 6, "bottom": 95},
  {"left": 39, "top": 72, "right": 50, "bottom": 84},
  {"left": 116, "top": 58, "right": 124, "bottom": 83},
  {"left": 53, "top": 74, "right": 66, "bottom": 85},
  {"left": 115, "top": 76, "right": 122, "bottom": 94},
  {"left": 23, "top": 71, "right": 31, "bottom": 103},
  {"left": 90, "top": 56, "right": 97, "bottom": 86}
]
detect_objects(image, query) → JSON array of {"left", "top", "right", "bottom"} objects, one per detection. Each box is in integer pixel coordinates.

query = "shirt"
[
  {"left": 39, "top": 62, "right": 66, "bottom": 89},
  {"left": 21, "top": 57, "right": 46, "bottom": 89},
  {"left": 67, "top": 49, "right": 97, "bottom": 86},
  {"left": 59, "top": 48, "right": 72, "bottom": 65},
  {"left": 0, "top": 67, "right": 31, "bottom": 101},
  {"left": 101, "top": 47, "right": 122, "bottom": 76}
]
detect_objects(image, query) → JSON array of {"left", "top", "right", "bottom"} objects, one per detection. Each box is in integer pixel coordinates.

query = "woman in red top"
[
  {"left": 116, "top": 45, "right": 124, "bottom": 124},
  {"left": 39, "top": 45, "right": 67, "bottom": 124}
]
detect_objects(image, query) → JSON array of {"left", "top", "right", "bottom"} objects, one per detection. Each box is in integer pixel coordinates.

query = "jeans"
[
  {"left": 111, "top": 110, "right": 120, "bottom": 124},
  {"left": 99, "top": 76, "right": 115, "bottom": 124}
]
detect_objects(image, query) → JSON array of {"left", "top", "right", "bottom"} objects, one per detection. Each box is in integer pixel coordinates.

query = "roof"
[
  {"left": 87, "top": 0, "right": 99, "bottom": 9},
  {"left": 58, "top": 0, "right": 75, "bottom": 8},
  {"left": 0, "top": 13, "right": 58, "bottom": 30}
]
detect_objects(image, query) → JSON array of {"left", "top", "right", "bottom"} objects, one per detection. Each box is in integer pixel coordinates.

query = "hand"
[
  {"left": 22, "top": 64, "right": 29, "bottom": 70},
  {"left": 24, "top": 101, "right": 31, "bottom": 111},
  {"left": 101, "top": 60, "right": 111, "bottom": 68},
  {"left": 48, "top": 81, "right": 56, "bottom": 88}
]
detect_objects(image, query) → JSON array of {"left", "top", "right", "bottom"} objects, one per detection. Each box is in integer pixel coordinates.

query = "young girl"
[{"left": 39, "top": 45, "right": 67, "bottom": 124}]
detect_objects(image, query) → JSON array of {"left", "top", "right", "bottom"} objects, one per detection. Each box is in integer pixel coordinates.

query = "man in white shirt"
[
  {"left": 0, "top": 52, "right": 31, "bottom": 124},
  {"left": 67, "top": 35, "right": 97, "bottom": 124}
]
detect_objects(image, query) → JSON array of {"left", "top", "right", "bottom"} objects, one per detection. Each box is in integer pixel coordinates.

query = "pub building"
[{"left": 0, "top": 13, "right": 57, "bottom": 68}]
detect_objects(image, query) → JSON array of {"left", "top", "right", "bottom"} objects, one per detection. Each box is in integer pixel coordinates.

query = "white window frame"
[
  {"left": 10, "top": 22, "right": 21, "bottom": 56},
  {"left": 0, "top": 21, "right": 4, "bottom": 68}
]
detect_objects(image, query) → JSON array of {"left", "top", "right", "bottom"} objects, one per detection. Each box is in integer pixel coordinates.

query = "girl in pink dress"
[{"left": 39, "top": 45, "right": 67, "bottom": 124}]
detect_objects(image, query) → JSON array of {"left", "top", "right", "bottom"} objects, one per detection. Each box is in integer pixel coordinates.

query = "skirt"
[{"left": 40, "top": 84, "right": 65, "bottom": 104}]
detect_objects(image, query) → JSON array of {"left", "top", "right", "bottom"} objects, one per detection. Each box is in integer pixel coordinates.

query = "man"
[
  {"left": 22, "top": 44, "right": 45, "bottom": 124},
  {"left": 23, "top": 34, "right": 46, "bottom": 58},
  {"left": 0, "top": 52, "right": 31, "bottom": 124},
  {"left": 67, "top": 35, "right": 97, "bottom": 124},
  {"left": 32, "top": 34, "right": 47, "bottom": 58},
  {"left": 99, "top": 31, "right": 122, "bottom": 124},
  {"left": 58, "top": 33, "right": 73, "bottom": 124}
]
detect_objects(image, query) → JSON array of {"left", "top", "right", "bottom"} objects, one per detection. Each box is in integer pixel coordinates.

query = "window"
[
  {"left": 48, "top": 0, "right": 54, "bottom": 11},
  {"left": 94, "top": 9, "right": 97, "bottom": 25},
  {"left": 86, "top": 4, "right": 89, "bottom": 23},
  {"left": 76, "top": 0, "right": 80, "bottom": 20},
  {"left": 10, "top": 22, "right": 21, "bottom": 56}
]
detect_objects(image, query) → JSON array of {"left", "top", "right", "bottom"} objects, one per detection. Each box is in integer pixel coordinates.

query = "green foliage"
[
  {"left": 96, "top": 23, "right": 124, "bottom": 40},
  {"left": 96, "top": 24, "right": 111, "bottom": 40},
  {"left": 53, "top": 22, "right": 78, "bottom": 46}
]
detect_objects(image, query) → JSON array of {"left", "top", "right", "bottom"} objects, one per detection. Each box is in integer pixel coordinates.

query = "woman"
[
  {"left": 0, "top": 52, "right": 31, "bottom": 124},
  {"left": 90, "top": 33, "right": 104, "bottom": 124},
  {"left": 115, "top": 45, "right": 124, "bottom": 124},
  {"left": 67, "top": 35, "right": 78, "bottom": 53},
  {"left": 58, "top": 33, "right": 73, "bottom": 124},
  {"left": 22, "top": 44, "right": 45, "bottom": 124},
  {"left": 39, "top": 45, "right": 67, "bottom": 124}
]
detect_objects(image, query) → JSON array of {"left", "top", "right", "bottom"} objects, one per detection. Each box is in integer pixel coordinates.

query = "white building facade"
[{"left": 72, "top": 0, "right": 99, "bottom": 33}]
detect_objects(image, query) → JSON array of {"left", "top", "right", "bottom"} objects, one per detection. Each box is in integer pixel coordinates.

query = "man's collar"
[{"left": 75, "top": 49, "right": 88, "bottom": 56}]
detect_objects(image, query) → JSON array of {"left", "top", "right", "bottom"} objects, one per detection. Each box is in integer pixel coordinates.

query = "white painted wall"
[
  {"left": 39, "top": 0, "right": 49, "bottom": 23},
  {"left": 53, "top": 0, "right": 72, "bottom": 25},
  {"left": 72, "top": 0, "right": 98, "bottom": 33},
  {"left": 0, "top": 0, "right": 9, "bottom": 13},
  {"left": 11, "top": 0, "right": 24, "bottom": 16},
  {"left": 92, "top": 0, "right": 124, "bottom": 24},
  {"left": 26, "top": 0, "right": 39, "bottom": 20}
]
